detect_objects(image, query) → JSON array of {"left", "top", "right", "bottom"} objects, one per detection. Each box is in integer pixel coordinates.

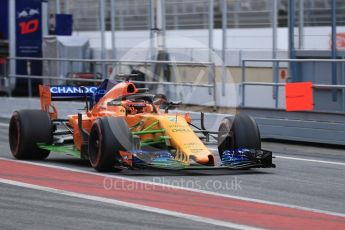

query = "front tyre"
[
  {"left": 218, "top": 114, "right": 261, "bottom": 158},
  {"left": 88, "top": 117, "right": 132, "bottom": 172},
  {"left": 9, "top": 110, "right": 53, "bottom": 159}
]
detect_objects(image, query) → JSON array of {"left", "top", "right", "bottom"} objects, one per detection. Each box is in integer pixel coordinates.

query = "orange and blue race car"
[{"left": 8, "top": 76, "right": 275, "bottom": 172}]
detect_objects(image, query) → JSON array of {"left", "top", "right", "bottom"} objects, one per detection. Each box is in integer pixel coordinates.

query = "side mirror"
[
  {"left": 163, "top": 100, "right": 182, "bottom": 113},
  {"left": 153, "top": 94, "right": 168, "bottom": 108},
  {"left": 153, "top": 94, "right": 181, "bottom": 113},
  {"left": 169, "top": 100, "right": 182, "bottom": 106}
]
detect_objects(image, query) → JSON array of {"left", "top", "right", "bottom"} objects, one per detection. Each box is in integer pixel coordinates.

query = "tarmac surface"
[{"left": 0, "top": 98, "right": 344, "bottom": 229}]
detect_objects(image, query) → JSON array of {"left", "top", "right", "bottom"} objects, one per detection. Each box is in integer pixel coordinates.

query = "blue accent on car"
[
  {"left": 221, "top": 148, "right": 254, "bottom": 165},
  {"left": 132, "top": 150, "right": 173, "bottom": 165},
  {"left": 49, "top": 79, "right": 115, "bottom": 109},
  {"left": 90, "top": 79, "right": 109, "bottom": 108},
  {"left": 50, "top": 86, "right": 97, "bottom": 98}
]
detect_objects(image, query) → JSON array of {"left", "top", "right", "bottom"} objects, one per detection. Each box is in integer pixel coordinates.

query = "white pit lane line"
[
  {"left": 0, "top": 179, "right": 261, "bottom": 230},
  {"left": 0, "top": 123, "right": 9, "bottom": 127},
  {"left": 274, "top": 155, "right": 345, "bottom": 166},
  {"left": 208, "top": 147, "right": 345, "bottom": 167},
  {"left": 1, "top": 157, "right": 344, "bottom": 218},
  {"left": 1, "top": 121, "right": 344, "bottom": 218}
]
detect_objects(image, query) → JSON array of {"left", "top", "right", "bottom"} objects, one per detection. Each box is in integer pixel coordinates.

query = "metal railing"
[
  {"left": 241, "top": 58, "right": 345, "bottom": 112},
  {"left": 53, "top": 0, "right": 345, "bottom": 30},
  {"left": 4, "top": 57, "right": 217, "bottom": 110},
  {"left": 5, "top": 56, "right": 345, "bottom": 112}
]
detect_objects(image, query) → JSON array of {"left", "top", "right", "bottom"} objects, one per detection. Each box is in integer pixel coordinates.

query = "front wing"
[{"left": 119, "top": 149, "right": 275, "bottom": 170}]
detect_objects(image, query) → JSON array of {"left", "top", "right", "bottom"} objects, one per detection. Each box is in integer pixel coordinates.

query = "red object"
[
  {"left": 336, "top": 33, "right": 345, "bottom": 49},
  {"left": 285, "top": 82, "right": 313, "bottom": 111},
  {"left": 19, "top": 19, "right": 39, "bottom": 35},
  {"left": 0, "top": 57, "right": 6, "bottom": 65},
  {"left": 1, "top": 159, "right": 345, "bottom": 230}
]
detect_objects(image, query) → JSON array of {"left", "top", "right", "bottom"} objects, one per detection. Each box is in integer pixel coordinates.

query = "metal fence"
[
  {"left": 241, "top": 58, "right": 345, "bottom": 112},
  {"left": 45, "top": 0, "right": 345, "bottom": 67},
  {"left": 46, "top": 0, "right": 345, "bottom": 51},
  {"left": 3, "top": 0, "right": 345, "bottom": 113},
  {"left": 4, "top": 57, "right": 217, "bottom": 109},
  {"left": 49, "top": 0, "right": 345, "bottom": 29}
]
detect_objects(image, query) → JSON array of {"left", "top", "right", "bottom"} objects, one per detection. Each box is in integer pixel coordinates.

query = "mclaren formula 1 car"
[{"left": 9, "top": 77, "right": 275, "bottom": 171}]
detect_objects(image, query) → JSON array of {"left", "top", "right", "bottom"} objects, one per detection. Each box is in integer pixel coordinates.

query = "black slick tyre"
[
  {"left": 9, "top": 110, "right": 53, "bottom": 160},
  {"left": 88, "top": 117, "right": 132, "bottom": 172},
  {"left": 218, "top": 114, "right": 261, "bottom": 158}
]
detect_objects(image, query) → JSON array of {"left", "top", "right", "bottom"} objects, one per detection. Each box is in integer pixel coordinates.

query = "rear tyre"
[
  {"left": 218, "top": 114, "right": 261, "bottom": 158},
  {"left": 88, "top": 117, "right": 133, "bottom": 172},
  {"left": 9, "top": 110, "right": 52, "bottom": 159}
]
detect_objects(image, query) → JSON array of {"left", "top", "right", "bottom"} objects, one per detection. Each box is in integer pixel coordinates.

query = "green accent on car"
[
  {"left": 37, "top": 143, "right": 80, "bottom": 158},
  {"left": 159, "top": 136, "right": 170, "bottom": 140},
  {"left": 132, "top": 129, "right": 165, "bottom": 135},
  {"left": 131, "top": 120, "right": 170, "bottom": 147},
  {"left": 138, "top": 135, "right": 170, "bottom": 147},
  {"left": 142, "top": 120, "right": 159, "bottom": 131},
  {"left": 140, "top": 139, "right": 167, "bottom": 147}
]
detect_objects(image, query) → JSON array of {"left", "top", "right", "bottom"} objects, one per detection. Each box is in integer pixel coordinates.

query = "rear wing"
[
  {"left": 39, "top": 79, "right": 138, "bottom": 119},
  {"left": 47, "top": 85, "right": 97, "bottom": 100},
  {"left": 39, "top": 84, "right": 106, "bottom": 119}
]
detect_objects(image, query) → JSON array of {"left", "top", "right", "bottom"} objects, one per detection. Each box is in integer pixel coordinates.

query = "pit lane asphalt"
[
  {"left": 1, "top": 121, "right": 345, "bottom": 230},
  {"left": 0, "top": 125, "right": 230, "bottom": 230},
  {"left": 0, "top": 183, "right": 228, "bottom": 230},
  {"left": 0, "top": 98, "right": 344, "bottom": 229}
]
